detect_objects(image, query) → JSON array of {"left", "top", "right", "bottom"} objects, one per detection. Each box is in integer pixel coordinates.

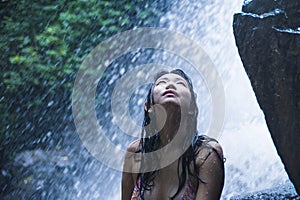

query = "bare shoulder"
[
  {"left": 124, "top": 139, "right": 142, "bottom": 174},
  {"left": 195, "top": 140, "right": 225, "bottom": 199},
  {"left": 195, "top": 140, "right": 224, "bottom": 166},
  {"left": 126, "top": 139, "right": 141, "bottom": 153},
  {"left": 207, "top": 140, "right": 223, "bottom": 160}
]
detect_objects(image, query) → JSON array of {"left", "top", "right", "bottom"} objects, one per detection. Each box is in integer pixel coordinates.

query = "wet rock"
[
  {"left": 241, "top": 0, "right": 300, "bottom": 28},
  {"left": 231, "top": 181, "right": 299, "bottom": 200},
  {"left": 233, "top": 0, "right": 300, "bottom": 194},
  {"left": 1, "top": 148, "right": 78, "bottom": 199},
  {"left": 0, "top": 133, "right": 121, "bottom": 200}
]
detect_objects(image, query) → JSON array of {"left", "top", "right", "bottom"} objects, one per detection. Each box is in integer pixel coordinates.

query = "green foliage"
[{"left": 0, "top": 0, "right": 166, "bottom": 156}]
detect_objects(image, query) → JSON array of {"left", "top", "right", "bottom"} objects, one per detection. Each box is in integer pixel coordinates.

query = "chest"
[{"left": 142, "top": 164, "right": 198, "bottom": 200}]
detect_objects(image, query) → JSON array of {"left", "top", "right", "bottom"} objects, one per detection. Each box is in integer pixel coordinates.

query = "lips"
[{"left": 163, "top": 89, "right": 177, "bottom": 97}]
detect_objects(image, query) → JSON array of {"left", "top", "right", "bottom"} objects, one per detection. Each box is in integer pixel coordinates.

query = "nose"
[{"left": 166, "top": 81, "right": 176, "bottom": 90}]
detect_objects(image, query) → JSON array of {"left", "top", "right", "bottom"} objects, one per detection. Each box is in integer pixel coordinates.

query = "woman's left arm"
[{"left": 195, "top": 142, "right": 225, "bottom": 200}]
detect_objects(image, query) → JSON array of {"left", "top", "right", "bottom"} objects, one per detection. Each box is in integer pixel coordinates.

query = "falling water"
[
  {"left": 94, "top": 0, "right": 290, "bottom": 199},
  {"left": 155, "top": 0, "right": 290, "bottom": 199}
]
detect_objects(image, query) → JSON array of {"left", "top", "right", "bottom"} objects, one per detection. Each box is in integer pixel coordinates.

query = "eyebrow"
[
  {"left": 157, "top": 77, "right": 168, "bottom": 81},
  {"left": 175, "top": 78, "right": 186, "bottom": 82}
]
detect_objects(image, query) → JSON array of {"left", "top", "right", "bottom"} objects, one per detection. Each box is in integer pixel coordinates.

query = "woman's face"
[{"left": 153, "top": 73, "right": 192, "bottom": 112}]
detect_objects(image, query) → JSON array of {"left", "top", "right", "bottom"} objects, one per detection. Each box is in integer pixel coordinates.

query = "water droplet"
[{"left": 47, "top": 101, "right": 54, "bottom": 107}]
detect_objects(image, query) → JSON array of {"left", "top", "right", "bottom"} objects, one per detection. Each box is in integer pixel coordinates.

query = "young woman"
[{"left": 122, "top": 69, "right": 224, "bottom": 200}]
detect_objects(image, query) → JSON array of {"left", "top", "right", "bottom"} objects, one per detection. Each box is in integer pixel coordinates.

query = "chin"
[{"left": 161, "top": 101, "right": 181, "bottom": 109}]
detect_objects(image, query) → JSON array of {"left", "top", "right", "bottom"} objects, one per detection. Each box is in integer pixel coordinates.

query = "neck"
[{"left": 155, "top": 104, "right": 189, "bottom": 146}]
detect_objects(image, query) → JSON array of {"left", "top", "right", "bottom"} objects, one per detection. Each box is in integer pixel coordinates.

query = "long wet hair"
[{"left": 136, "top": 69, "right": 215, "bottom": 199}]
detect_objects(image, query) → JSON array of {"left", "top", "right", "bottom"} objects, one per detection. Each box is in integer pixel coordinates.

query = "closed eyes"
[
  {"left": 176, "top": 81, "right": 187, "bottom": 87},
  {"left": 156, "top": 80, "right": 167, "bottom": 86},
  {"left": 155, "top": 79, "right": 187, "bottom": 87}
]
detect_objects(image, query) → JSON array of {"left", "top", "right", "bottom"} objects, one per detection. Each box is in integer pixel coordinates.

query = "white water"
[
  {"left": 108, "top": 1, "right": 290, "bottom": 199},
  {"left": 157, "top": 0, "right": 289, "bottom": 199}
]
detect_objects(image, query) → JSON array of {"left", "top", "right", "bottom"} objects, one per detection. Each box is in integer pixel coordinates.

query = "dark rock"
[
  {"left": 233, "top": 0, "right": 300, "bottom": 195},
  {"left": 242, "top": 0, "right": 300, "bottom": 28},
  {"left": 242, "top": 0, "right": 280, "bottom": 15}
]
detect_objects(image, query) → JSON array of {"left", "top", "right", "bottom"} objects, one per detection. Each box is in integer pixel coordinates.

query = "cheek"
[
  {"left": 181, "top": 91, "right": 192, "bottom": 108},
  {"left": 153, "top": 87, "right": 161, "bottom": 103}
]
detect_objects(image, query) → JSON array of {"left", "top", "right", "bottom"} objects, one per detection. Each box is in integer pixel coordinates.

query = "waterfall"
[
  {"left": 156, "top": 0, "right": 289, "bottom": 199},
  {"left": 101, "top": 0, "right": 290, "bottom": 199}
]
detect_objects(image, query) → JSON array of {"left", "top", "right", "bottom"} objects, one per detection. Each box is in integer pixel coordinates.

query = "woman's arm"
[
  {"left": 122, "top": 170, "right": 135, "bottom": 200},
  {"left": 195, "top": 142, "right": 225, "bottom": 200},
  {"left": 121, "top": 140, "right": 140, "bottom": 200}
]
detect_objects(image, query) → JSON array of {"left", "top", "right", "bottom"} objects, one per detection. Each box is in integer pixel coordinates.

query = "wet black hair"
[{"left": 136, "top": 69, "right": 216, "bottom": 199}]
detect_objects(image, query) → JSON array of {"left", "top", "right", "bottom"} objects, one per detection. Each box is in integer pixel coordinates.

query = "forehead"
[{"left": 155, "top": 73, "right": 188, "bottom": 83}]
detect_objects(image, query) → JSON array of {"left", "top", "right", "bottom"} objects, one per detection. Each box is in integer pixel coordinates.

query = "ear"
[{"left": 144, "top": 103, "right": 152, "bottom": 113}]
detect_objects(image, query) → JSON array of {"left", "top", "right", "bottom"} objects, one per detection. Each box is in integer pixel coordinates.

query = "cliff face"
[{"left": 233, "top": 0, "right": 300, "bottom": 194}]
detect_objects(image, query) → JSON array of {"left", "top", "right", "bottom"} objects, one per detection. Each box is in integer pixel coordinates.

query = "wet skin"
[
  {"left": 153, "top": 73, "right": 192, "bottom": 113},
  {"left": 122, "top": 73, "right": 224, "bottom": 200}
]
